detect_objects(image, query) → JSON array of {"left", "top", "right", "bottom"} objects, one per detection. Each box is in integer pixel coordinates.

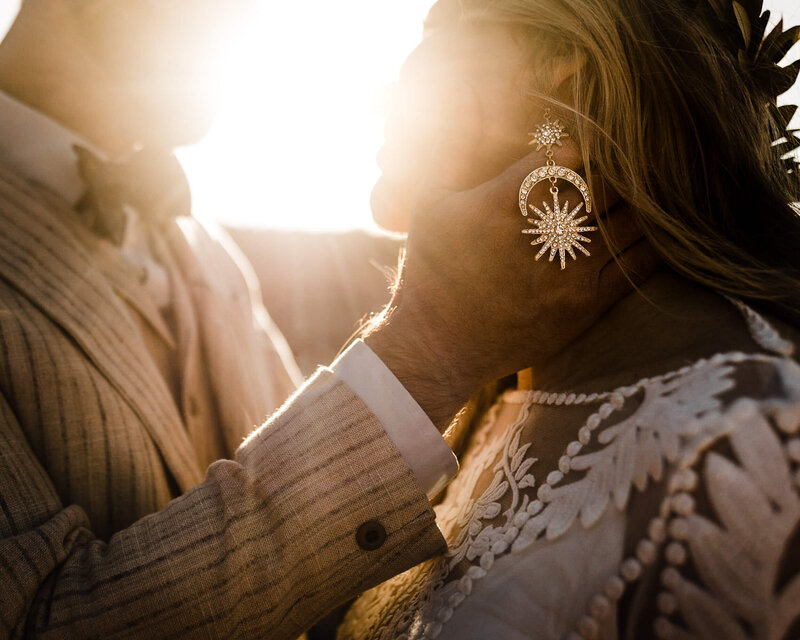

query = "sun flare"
[
  {"left": 177, "top": 0, "right": 437, "bottom": 232},
  {"left": 176, "top": 0, "right": 798, "bottom": 232},
  {"left": 0, "top": 0, "right": 796, "bottom": 233}
]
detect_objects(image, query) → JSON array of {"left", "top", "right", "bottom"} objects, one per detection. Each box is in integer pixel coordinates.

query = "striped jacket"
[{"left": 0, "top": 162, "right": 445, "bottom": 638}]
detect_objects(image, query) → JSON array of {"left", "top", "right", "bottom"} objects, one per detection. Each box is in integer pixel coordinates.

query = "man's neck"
[
  {"left": 525, "top": 269, "right": 764, "bottom": 393},
  {"left": 0, "top": 5, "right": 131, "bottom": 156},
  {"left": 0, "top": 79, "right": 133, "bottom": 158}
]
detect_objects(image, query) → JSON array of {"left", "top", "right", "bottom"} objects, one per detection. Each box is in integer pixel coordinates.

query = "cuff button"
[{"left": 356, "top": 520, "right": 387, "bottom": 550}]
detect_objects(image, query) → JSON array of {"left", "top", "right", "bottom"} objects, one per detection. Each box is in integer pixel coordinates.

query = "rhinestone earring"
[{"left": 518, "top": 109, "right": 597, "bottom": 270}]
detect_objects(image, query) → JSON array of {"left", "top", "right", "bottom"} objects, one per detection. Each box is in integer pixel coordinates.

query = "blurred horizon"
[{"left": 0, "top": 0, "right": 798, "bottom": 232}]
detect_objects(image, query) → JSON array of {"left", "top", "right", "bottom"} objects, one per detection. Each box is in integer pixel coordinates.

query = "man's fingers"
[
  {"left": 484, "top": 141, "right": 581, "bottom": 207},
  {"left": 598, "top": 237, "right": 662, "bottom": 303},
  {"left": 480, "top": 152, "right": 619, "bottom": 234},
  {"left": 597, "top": 203, "right": 647, "bottom": 256},
  {"left": 573, "top": 201, "right": 644, "bottom": 274}
]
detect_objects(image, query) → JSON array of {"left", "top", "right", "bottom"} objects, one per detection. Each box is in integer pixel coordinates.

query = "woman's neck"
[{"left": 518, "top": 269, "right": 762, "bottom": 393}]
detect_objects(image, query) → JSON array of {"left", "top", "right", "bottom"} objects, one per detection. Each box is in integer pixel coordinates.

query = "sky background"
[{"left": 0, "top": 0, "right": 798, "bottom": 231}]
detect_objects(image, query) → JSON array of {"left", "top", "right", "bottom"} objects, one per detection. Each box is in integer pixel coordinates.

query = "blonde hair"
[{"left": 428, "top": 0, "right": 800, "bottom": 325}]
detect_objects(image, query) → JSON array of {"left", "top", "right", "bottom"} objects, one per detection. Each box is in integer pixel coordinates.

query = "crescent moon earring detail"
[{"left": 518, "top": 109, "right": 597, "bottom": 270}]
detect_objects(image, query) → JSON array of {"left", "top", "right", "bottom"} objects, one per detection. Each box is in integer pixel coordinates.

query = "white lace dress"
[{"left": 338, "top": 302, "right": 800, "bottom": 640}]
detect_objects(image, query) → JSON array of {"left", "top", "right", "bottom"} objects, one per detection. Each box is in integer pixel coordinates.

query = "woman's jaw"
[
  {"left": 371, "top": 175, "right": 412, "bottom": 233},
  {"left": 371, "top": 23, "right": 539, "bottom": 234}
]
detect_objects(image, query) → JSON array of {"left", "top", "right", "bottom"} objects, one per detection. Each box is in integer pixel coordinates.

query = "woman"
[{"left": 338, "top": 0, "right": 800, "bottom": 638}]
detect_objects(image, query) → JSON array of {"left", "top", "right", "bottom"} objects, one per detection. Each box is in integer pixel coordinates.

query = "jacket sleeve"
[{"left": 0, "top": 368, "right": 446, "bottom": 639}]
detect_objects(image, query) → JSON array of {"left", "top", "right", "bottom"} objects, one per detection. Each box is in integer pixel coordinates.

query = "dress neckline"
[{"left": 504, "top": 295, "right": 795, "bottom": 408}]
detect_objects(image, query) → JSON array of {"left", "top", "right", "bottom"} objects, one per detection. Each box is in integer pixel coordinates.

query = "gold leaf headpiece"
[{"left": 701, "top": 0, "right": 800, "bottom": 173}]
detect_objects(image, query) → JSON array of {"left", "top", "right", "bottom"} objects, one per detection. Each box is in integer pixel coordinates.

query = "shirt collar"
[{"left": 0, "top": 89, "right": 106, "bottom": 204}]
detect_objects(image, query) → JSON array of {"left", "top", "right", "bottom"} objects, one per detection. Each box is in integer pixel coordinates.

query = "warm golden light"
[
  {"left": 177, "top": 0, "right": 436, "bottom": 232},
  {"left": 178, "top": 0, "right": 799, "bottom": 232},
  {"left": 0, "top": 1, "right": 796, "bottom": 232}
]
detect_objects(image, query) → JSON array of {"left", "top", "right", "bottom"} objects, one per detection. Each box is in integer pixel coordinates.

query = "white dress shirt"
[{"left": 0, "top": 89, "right": 458, "bottom": 498}]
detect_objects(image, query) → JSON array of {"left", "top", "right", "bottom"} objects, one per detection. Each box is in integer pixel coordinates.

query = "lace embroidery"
[
  {"left": 339, "top": 303, "right": 800, "bottom": 640},
  {"left": 512, "top": 359, "right": 736, "bottom": 550},
  {"left": 652, "top": 400, "right": 800, "bottom": 640},
  {"left": 726, "top": 295, "right": 795, "bottom": 357}
]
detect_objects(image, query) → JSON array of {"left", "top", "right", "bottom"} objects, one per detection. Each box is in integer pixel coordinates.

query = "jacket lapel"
[
  {"left": 0, "top": 163, "right": 204, "bottom": 491},
  {"left": 164, "top": 218, "right": 300, "bottom": 453}
]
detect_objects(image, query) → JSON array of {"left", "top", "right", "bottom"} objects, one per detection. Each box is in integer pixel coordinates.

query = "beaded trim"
[
  {"left": 524, "top": 297, "right": 796, "bottom": 639},
  {"left": 343, "top": 300, "right": 798, "bottom": 640},
  {"left": 406, "top": 350, "right": 779, "bottom": 640},
  {"left": 434, "top": 301, "right": 795, "bottom": 640},
  {"left": 523, "top": 295, "right": 795, "bottom": 409}
]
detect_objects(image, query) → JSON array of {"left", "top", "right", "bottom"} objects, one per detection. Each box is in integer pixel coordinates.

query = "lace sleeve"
[{"left": 623, "top": 397, "right": 800, "bottom": 640}]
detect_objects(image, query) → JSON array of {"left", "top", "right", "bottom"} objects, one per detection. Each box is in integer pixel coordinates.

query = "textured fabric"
[
  {"left": 89, "top": 227, "right": 180, "bottom": 406},
  {"left": 73, "top": 145, "right": 191, "bottom": 244},
  {"left": 0, "top": 162, "right": 446, "bottom": 638},
  {"left": 331, "top": 340, "right": 458, "bottom": 498},
  {"left": 339, "top": 307, "right": 800, "bottom": 640},
  {"left": 0, "top": 90, "right": 89, "bottom": 204},
  {"left": 93, "top": 206, "right": 175, "bottom": 313}
]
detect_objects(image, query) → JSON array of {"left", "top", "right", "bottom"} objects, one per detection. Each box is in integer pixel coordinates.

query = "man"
[{"left": 0, "top": 1, "right": 653, "bottom": 638}]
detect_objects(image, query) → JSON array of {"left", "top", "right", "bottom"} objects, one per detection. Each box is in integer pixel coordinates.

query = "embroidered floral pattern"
[
  {"left": 653, "top": 400, "right": 800, "bottom": 640},
  {"left": 338, "top": 304, "right": 800, "bottom": 640}
]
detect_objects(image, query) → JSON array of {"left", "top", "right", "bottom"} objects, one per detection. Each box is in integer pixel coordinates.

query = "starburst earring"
[{"left": 518, "top": 109, "right": 597, "bottom": 270}]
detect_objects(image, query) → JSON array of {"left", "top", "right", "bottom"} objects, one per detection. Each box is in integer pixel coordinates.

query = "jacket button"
[{"left": 356, "top": 520, "right": 387, "bottom": 551}]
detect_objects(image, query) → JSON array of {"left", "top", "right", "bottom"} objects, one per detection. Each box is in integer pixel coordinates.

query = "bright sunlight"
[
  {"left": 178, "top": 1, "right": 436, "bottom": 232},
  {"left": 174, "top": 0, "right": 800, "bottom": 232},
  {"left": 0, "top": 0, "right": 797, "bottom": 231}
]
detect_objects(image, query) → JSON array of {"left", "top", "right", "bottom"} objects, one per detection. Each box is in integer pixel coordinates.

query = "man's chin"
[
  {"left": 127, "top": 84, "right": 218, "bottom": 150},
  {"left": 370, "top": 178, "right": 411, "bottom": 234}
]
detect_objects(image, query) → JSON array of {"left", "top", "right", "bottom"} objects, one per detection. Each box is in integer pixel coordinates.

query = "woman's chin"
[{"left": 370, "top": 178, "right": 411, "bottom": 233}]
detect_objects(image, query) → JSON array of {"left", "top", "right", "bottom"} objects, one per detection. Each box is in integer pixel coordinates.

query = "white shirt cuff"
[{"left": 331, "top": 339, "right": 458, "bottom": 499}]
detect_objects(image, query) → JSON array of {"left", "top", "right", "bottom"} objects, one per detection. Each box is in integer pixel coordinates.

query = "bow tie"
[{"left": 73, "top": 145, "right": 192, "bottom": 245}]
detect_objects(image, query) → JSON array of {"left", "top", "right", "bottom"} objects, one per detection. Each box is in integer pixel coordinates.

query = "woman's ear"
[
  {"left": 548, "top": 50, "right": 585, "bottom": 103},
  {"left": 519, "top": 46, "right": 584, "bottom": 112}
]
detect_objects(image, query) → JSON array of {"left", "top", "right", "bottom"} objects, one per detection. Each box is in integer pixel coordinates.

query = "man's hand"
[{"left": 365, "top": 142, "right": 659, "bottom": 429}]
